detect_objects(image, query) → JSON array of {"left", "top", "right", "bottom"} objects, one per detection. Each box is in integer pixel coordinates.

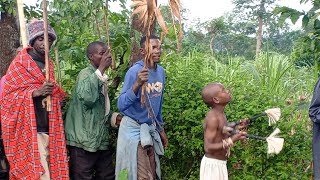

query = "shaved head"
[
  {"left": 86, "top": 41, "right": 108, "bottom": 60},
  {"left": 201, "top": 82, "right": 224, "bottom": 105}
]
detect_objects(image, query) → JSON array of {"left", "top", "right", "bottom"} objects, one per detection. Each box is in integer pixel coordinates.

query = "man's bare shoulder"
[
  {"left": 205, "top": 109, "right": 224, "bottom": 121},
  {"left": 204, "top": 110, "right": 220, "bottom": 129},
  {"left": 206, "top": 109, "right": 227, "bottom": 127}
]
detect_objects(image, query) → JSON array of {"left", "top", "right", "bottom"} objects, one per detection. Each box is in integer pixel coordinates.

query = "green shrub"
[{"left": 160, "top": 52, "right": 313, "bottom": 179}]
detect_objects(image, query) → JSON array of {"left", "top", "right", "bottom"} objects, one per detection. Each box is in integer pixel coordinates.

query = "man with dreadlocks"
[
  {"left": 0, "top": 19, "right": 69, "bottom": 179},
  {"left": 116, "top": 35, "right": 168, "bottom": 180},
  {"left": 200, "top": 82, "right": 246, "bottom": 180}
]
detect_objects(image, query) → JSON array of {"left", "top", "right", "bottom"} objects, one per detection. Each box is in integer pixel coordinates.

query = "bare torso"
[{"left": 203, "top": 109, "right": 229, "bottom": 160}]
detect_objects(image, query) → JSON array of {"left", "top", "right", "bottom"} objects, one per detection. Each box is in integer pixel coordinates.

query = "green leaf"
[
  {"left": 290, "top": 12, "right": 302, "bottom": 24},
  {"left": 278, "top": 12, "right": 291, "bottom": 26},
  {"left": 274, "top": 7, "right": 303, "bottom": 26},
  {"left": 302, "top": 15, "right": 310, "bottom": 28},
  {"left": 311, "top": 39, "right": 316, "bottom": 51},
  {"left": 315, "top": 19, "right": 320, "bottom": 30},
  {"left": 273, "top": 7, "right": 284, "bottom": 15}
]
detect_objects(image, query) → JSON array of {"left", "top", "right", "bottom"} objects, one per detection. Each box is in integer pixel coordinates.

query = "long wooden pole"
[
  {"left": 104, "top": 0, "right": 116, "bottom": 70},
  {"left": 104, "top": 0, "right": 110, "bottom": 48},
  {"left": 54, "top": 47, "right": 62, "bottom": 86},
  {"left": 16, "top": 0, "right": 27, "bottom": 48},
  {"left": 43, "top": 0, "right": 52, "bottom": 111}
]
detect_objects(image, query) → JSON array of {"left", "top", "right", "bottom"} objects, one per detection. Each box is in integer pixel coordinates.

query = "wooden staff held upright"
[
  {"left": 16, "top": 0, "right": 27, "bottom": 48},
  {"left": 42, "top": 0, "right": 52, "bottom": 111}
]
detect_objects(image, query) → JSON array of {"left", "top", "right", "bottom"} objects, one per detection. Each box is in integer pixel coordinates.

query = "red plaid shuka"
[{"left": 0, "top": 47, "right": 69, "bottom": 179}]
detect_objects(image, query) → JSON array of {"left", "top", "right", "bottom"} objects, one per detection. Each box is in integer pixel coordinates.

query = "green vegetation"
[
  {"left": 0, "top": 0, "right": 318, "bottom": 179},
  {"left": 160, "top": 52, "right": 313, "bottom": 179}
]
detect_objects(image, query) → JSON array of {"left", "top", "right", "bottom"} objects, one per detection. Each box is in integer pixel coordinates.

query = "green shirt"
[{"left": 65, "top": 65, "right": 112, "bottom": 152}]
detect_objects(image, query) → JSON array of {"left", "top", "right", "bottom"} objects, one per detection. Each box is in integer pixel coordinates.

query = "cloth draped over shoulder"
[
  {"left": 309, "top": 77, "right": 320, "bottom": 180},
  {"left": 0, "top": 48, "right": 69, "bottom": 179},
  {"left": 116, "top": 116, "right": 164, "bottom": 180}
]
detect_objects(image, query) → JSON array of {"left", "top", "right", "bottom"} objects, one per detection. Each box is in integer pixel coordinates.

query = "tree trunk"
[
  {"left": 256, "top": 0, "right": 265, "bottom": 58},
  {"left": 256, "top": 15, "right": 263, "bottom": 58},
  {"left": 129, "top": 16, "right": 144, "bottom": 66},
  {"left": 210, "top": 34, "right": 215, "bottom": 56},
  {"left": 0, "top": 13, "right": 20, "bottom": 77}
]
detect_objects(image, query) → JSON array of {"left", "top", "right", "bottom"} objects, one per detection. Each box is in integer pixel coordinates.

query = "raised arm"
[{"left": 117, "top": 67, "right": 149, "bottom": 112}]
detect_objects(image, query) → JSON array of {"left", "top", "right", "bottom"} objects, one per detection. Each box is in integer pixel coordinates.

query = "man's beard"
[{"left": 37, "top": 49, "right": 45, "bottom": 55}]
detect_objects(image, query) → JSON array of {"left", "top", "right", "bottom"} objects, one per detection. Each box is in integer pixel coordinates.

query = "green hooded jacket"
[{"left": 65, "top": 65, "right": 114, "bottom": 152}]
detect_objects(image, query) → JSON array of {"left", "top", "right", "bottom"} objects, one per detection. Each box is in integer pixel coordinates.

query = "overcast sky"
[{"left": 26, "top": 0, "right": 312, "bottom": 28}]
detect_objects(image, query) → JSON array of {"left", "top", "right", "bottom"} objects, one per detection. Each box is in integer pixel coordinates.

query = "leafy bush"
[{"left": 160, "top": 52, "right": 313, "bottom": 179}]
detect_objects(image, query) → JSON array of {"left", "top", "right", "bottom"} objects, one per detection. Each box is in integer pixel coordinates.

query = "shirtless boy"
[{"left": 200, "top": 82, "right": 247, "bottom": 180}]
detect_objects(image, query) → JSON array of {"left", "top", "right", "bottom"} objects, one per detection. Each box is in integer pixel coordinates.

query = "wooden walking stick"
[
  {"left": 43, "top": 0, "right": 52, "bottom": 111},
  {"left": 17, "top": 0, "right": 27, "bottom": 48},
  {"left": 103, "top": 0, "right": 116, "bottom": 70}
]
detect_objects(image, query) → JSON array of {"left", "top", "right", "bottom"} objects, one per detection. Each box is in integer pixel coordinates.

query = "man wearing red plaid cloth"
[{"left": 0, "top": 19, "right": 69, "bottom": 179}]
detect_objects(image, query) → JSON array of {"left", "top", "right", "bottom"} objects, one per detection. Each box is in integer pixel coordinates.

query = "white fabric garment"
[
  {"left": 95, "top": 69, "right": 119, "bottom": 128},
  {"left": 200, "top": 156, "right": 228, "bottom": 180},
  {"left": 95, "top": 69, "right": 110, "bottom": 115},
  {"left": 37, "top": 133, "right": 50, "bottom": 180}
]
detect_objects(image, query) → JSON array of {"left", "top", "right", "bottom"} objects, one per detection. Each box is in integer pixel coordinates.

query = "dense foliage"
[
  {"left": 0, "top": 0, "right": 318, "bottom": 179},
  {"left": 160, "top": 52, "right": 314, "bottom": 179}
]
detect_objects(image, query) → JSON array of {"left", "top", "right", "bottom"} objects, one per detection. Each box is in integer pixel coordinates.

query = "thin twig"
[
  {"left": 54, "top": 47, "right": 62, "bottom": 86},
  {"left": 95, "top": 12, "right": 102, "bottom": 40}
]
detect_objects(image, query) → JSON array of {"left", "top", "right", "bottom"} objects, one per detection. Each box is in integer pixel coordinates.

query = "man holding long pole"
[{"left": 0, "top": 19, "right": 69, "bottom": 179}]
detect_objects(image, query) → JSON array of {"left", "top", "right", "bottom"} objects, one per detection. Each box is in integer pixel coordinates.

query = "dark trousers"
[{"left": 69, "top": 146, "right": 115, "bottom": 180}]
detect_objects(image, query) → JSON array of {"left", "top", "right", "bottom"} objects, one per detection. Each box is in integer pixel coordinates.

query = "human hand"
[
  {"left": 237, "top": 118, "right": 249, "bottom": 129},
  {"left": 98, "top": 49, "right": 112, "bottom": 72},
  {"left": 159, "top": 130, "right": 168, "bottom": 148},
  {"left": 222, "top": 126, "right": 234, "bottom": 136},
  {"left": 115, "top": 114, "right": 123, "bottom": 127},
  {"left": 32, "top": 81, "right": 54, "bottom": 97},
  {"left": 231, "top": 131, "right": 247, "bottom": 142},
  {"left": 227, "top": 122, "right": 237, "bottom": 128},
  {"left": 136, "top": 67, "right": 149, "bottom": 86}
]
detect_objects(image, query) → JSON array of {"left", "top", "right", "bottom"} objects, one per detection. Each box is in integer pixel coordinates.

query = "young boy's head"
[
  {"left": 139, "top": 35, "right": 162, "bottom": 64},
  {"left": 201, "top": 82, "right": 231, "bottom": 106},
  {"left": 86, "top": 41, "right": 109, "bottom": 68}
]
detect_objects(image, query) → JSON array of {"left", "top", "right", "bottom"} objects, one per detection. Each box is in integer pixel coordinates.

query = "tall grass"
[{"left": 239, "top": 52, "right": 314, "bottom": 102}]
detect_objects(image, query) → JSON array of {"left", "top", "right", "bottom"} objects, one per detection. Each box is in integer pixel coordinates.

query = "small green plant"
[{"left": 118, "top": 169, "right": 128, "bottom": 180}]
